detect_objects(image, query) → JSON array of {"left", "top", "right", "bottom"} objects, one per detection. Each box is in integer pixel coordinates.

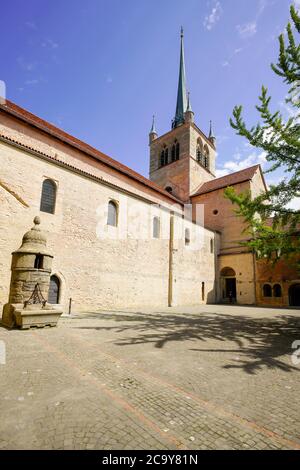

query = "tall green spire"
[{"left": 172, "top": 27, "right": 188, "bottom": 129}]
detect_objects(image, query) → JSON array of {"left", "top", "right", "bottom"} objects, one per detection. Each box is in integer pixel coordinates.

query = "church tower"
[{"left": 149, "top": 29, "right": 216, "bottom": 202}]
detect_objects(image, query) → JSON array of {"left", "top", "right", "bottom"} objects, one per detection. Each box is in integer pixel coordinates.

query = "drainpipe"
[
  {"left": 168, "top": 213, "right": 174, "bottom": 307},
  {"left": 252, "top": 251, "right": 257, "bottom": 305}
]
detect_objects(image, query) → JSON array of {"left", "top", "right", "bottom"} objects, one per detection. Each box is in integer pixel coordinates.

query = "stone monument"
[{"left": 1, "top": 216, "right": 63, "bottom": 329}]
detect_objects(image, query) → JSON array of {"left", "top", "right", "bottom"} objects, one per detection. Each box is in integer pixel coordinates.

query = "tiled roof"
[
  {"left": 192, "top": 165, "right": 264, "bottom": 196},
  {"left": 0, "top": 100, "right": 182, "bottom": 204}
]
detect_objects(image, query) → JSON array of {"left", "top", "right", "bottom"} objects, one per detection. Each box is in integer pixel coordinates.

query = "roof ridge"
[
  {"left": 192, "top": 164, "right": 262, "bottom": 197},
  {"left": 213, "top": 164, "right": 260, "bottom": 183}
]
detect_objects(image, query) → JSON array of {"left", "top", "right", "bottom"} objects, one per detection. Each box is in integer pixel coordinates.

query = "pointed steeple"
[
  {"left": 150, "top": 115, "right": 156, "bottom": 134},
  {"left": 149, "top": 115, "right": 158, "bottom": 145},
  {"left": 209, "top": 120, "right": 216, "bottom": 146},
  {"left": 186, "top": 91, "right": 192, "bottom": 112},
  {"left": 185, "top": 91, "right": 194, "bottom": 123},
  {"left": 172, "top": 27, "right": 188, "bottom": 129}
]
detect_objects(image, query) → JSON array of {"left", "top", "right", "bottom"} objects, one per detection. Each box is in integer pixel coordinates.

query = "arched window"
[
  {"left": 273, "top": 284, "right": 282, "bottom": 297},
  {"left": 164, "top": 148, "right": 169, "bottom": 165},
  {"left": 48, "top": 275, "right": 60, "bottom": 304},
  {"left": 176, "top": 142, "right": 180, "bottom": 160},
  {"left": 263, "top": 284, "right": 272, "bottom": 297},
  {"left": 185, "top": 228, "right": 190, "bottom": 246},
  {"left": 160, "top": 150, "right": 165, "bottom": 167},
  {"left": 210, "top": 238, "right": 214, "bottom": 254},
  {"left": 196, "top": 139, "right": 203, "bottom": 164},
  {"left": 171, "top": 144, "right": 176, "bottom": 162},
  {"left": 153, "top": 216, "right": 160, "bottom": 239},
  {"left": 107, "top": 200, "right": 118, "bottom": 227},
  {"left": 204, "top": 145, "right": 209, "bottom": 169},
  {"left": 40, "top": 179, "right": 56, "bottom": 214}
]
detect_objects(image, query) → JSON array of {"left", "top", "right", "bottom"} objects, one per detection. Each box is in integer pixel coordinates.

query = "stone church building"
[{"left": 0, "top": 32, "right": 299, "bottom": 313}]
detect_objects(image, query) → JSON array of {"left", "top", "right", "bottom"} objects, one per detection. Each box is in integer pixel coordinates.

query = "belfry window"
[
  {"left": 164, "top": 148, "right": 169, "bottom": 165},
  {"left": 171, "top": 144, "right": 176, "bottom": 162},
  {"left": 160, "top": 150, "right": 165, "bottom": 167},
  {"left": 153, "top": 217, "right": 160, "bottom": 239},
  {"left": 176, "top": 142, "right": 180, "bottom": 160},
  {"left": 107, "top": 200, "right": 118, "bottom": 227},
  {"left": 196, "top": 139, "right": 204, "bottom": 165},
  {"left": 40, "top": 179, "right": 56, "bottom": 214},
  {"left": 204, "top": 145, "right": 210, "bottom": 169}
]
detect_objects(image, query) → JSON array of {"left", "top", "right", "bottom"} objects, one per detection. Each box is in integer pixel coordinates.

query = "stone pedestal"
[{"left": 2, "top": 303, "right": 63, "bottom": 329}]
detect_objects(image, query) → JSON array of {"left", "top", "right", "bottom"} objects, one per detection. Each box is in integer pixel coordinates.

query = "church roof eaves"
[{"left": 0, "top": 100, "right": 182, "bottom": 205}]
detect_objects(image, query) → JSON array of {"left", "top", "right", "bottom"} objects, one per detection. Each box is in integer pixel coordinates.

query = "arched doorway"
[
  {"left": 48, "top": 275, "right": 60, "bottom": 304},
  {"left": 289, "top": 284, "right": 300, "bottom": 307},
  {"left": 220, "top": 267, "right": 237, "bottom": 302}
]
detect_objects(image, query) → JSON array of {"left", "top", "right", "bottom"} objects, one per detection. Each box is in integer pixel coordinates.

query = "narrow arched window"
[
  {"left": 171, "top": 144, "right": 176, "bottom": 162},
  {"left": 40, "top": 179, "right": 56, "bottom": 214},
  {"left": 197, "top": 139, "right": 203, "bottom": 164},
  {"left": 107, "top": 200, "right": 118, "bottom": 227},
  {"left": 160, "top": 150, "right": 165, "bottom": 167},
  {"left": 185, "top": 228, "right": 190, "bottom": 246},
  {"left": 263, "top": 284, "right": 272, "bottom": 297},
  {"left": 210, "top": 238, "right": 214, "bottom": 253},
  {"left": 273, "top": 284, "right": 282, "bottom": 297},
  {"left": 164, "top": 148, "right": 169, "bottom": 165},
  {"left": 176, "top": 142, "right": 180, "bottom": 160},
  {"left": 204, "top": 146, "right": 209, "bottom": 169},
  {"left": 153, "top": 216, "right": 160, "bottom": 239}
]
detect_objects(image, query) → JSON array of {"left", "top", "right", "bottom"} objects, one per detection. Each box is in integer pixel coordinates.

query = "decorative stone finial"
[{"left": 34, "top": 216, "right": 41, "bottom": 226}]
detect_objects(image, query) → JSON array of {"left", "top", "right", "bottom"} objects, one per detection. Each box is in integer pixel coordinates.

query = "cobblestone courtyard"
[{"left": 0, "top": 305, "right": 300, "bottom": 450}]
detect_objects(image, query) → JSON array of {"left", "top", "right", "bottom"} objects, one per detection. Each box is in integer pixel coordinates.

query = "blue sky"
[{"left": 0, "top": 0, "right": 298, "bottom": 205}]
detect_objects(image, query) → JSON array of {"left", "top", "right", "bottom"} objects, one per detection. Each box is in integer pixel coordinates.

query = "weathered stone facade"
[{"left": 0, "top": 104, "right": 218, "bottom": 313}]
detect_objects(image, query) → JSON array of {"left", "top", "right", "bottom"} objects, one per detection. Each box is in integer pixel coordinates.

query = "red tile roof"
[
  {"left": 0, "top": 100, "right": 182, "bottom": 204},
  {"left": 192, "top": 165, "right": 266, "bottom": 196}
]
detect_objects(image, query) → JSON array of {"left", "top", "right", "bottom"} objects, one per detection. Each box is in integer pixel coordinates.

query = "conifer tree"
[{"left": 225, "top": 4, "right": 300, "bottom": 266}]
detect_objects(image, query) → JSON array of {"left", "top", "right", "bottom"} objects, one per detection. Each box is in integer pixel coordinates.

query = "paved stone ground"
[{"left": 0, "top": 304, "right": 300, "bottom": 450}]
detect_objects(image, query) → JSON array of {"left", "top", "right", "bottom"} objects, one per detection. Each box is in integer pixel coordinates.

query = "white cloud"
[
  {"left": 236, "top": 22, "right": 257, "bottom": 38},
  {"left": 216, "top": 151, "right": 267, "bottom": 177},
  {"left": 287, "top": 197, "right": 300, "bottom": 211},
  {"left": 41, "top": 39, "right": 59, "bottom": 49},
  {"left": 204, "top": 1, "right": 222, "bottom": 31},
  {"left": 222, "top": 61, "right": 229, "bottom": 67},
  {"left": 25, "top": 79, "right": 39, "bottom": 85},
  {"left": 294, "top": 0, "right": 300, "bottom": 10},
  {"left": 25, "top": 21, "right": 37, "bottom": 30},
  {"left": 17, "top": 57, "right": 36, "bottom": 71}
]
